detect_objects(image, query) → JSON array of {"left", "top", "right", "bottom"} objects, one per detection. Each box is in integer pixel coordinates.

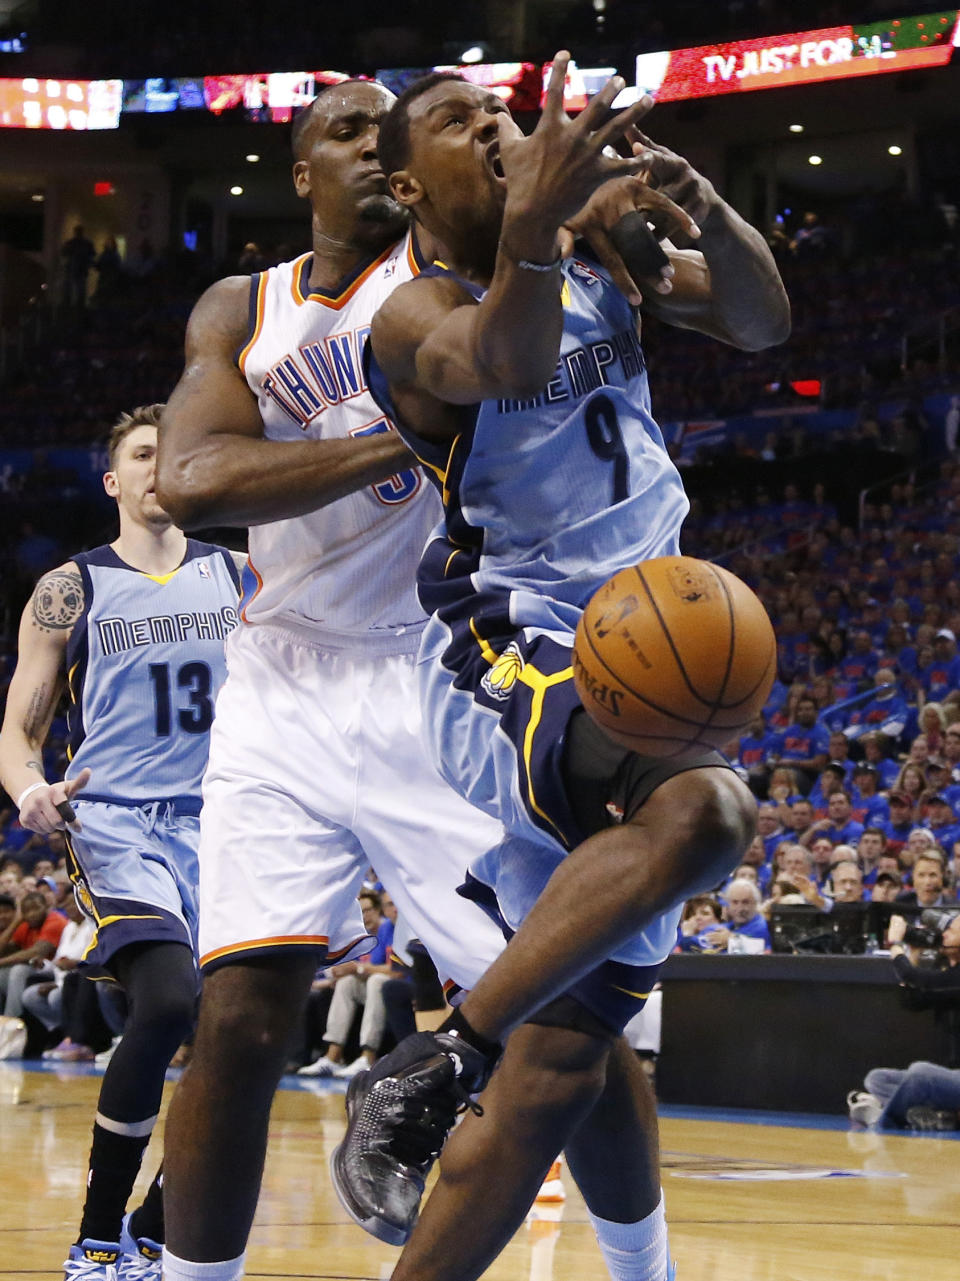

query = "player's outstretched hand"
[
  {"left": 498, "top": 52, "right": 655, "bottom": 236},
  {"left": 18, "top": 767, "right": 91, "bottom": 834},
  {"left": 558, "top": 174, "right": 701, "bottom": 304},
  {"left": 627, "top": 127, "right": 720, "bottom": 233}
]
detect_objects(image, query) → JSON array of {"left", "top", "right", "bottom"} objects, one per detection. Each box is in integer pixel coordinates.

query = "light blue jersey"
[
  {"left": 368, "top": 252, "right": 689, "bottom": 639},
  {"left": 65, "top": 541, "right": 241, "bottom": 806},
  {"left": 365, "top": 253, "right": 695, "bottom": 994}
]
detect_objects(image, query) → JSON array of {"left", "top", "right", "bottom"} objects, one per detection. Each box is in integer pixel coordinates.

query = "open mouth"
[{"left": 485, "top": 143, "right": 505, "bottom": 181}]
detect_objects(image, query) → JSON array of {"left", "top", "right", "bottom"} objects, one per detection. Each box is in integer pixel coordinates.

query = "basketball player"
[
  {"left": 154, "top": 79, "right": 510, "bottom": 1281},
  {"left": 329, "top": 58, "right": 790, "bottom": 1280},
  {"left": 0, "top": 404, "right": 243, "bottom": 1281}
]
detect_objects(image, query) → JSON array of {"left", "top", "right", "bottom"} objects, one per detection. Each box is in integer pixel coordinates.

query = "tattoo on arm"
[
  {"left": 22, "top": 685, "right": 49, "bottom": 742},
  {"left": 31, "top": 571, "right": 84, "bottom": 633}
]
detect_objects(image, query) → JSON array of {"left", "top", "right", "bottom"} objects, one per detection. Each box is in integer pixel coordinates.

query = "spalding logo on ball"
[{"left": 573, "top": 555, "right": 776, "bottom": 757}]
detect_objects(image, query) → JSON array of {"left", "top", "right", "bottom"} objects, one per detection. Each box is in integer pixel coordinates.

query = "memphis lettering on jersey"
[
  {"left": 261, "top": 324, "right": 372, "bottom": 429},
  {"left": 496, "top": 327, "right": 645, "bottom": 415},
  {"left": 97, "top": 606, "right": 240, "bottom": 656}
]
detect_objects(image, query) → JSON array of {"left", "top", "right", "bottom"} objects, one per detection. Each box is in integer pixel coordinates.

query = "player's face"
[
  {"left": 293, "top": 83, "right": 407, "bottom": 247},
  {"left": 395, "top": 81, "right": 518, "bottom": 234},
  {"left": 104, "top": 425, "right": 171, "bottom": 529}
]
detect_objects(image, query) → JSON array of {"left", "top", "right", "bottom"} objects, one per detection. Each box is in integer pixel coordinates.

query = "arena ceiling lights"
[{"left": 634, "top": 9, "right": 960, "bottom": 103}]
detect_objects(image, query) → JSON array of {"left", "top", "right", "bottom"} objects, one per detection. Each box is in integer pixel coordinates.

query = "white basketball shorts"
[{"left": 197, "top": 623, "right": 505, "bottom": 989}]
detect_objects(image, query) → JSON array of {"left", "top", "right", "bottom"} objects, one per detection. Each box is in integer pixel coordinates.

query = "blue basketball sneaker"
[
  {"left": 63, "top": 1241, "right": 121, "bottom": 1281},
  {"left": 118, "top": 1212, "right": 162, "bottom": 1281},
  {"left": 329, "top": 1029, "right": 493, "bottom": 1245}
]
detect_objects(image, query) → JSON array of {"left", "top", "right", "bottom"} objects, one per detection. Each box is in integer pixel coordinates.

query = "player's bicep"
[
  {"left": 374, "top": 280, "right": 498, "bottom": 407},
  {"left": 1, "top": 570, "right": 75, "bottom": 747},
  {"left": 162, "top": 277, "right": 263, "bottom": 449}
]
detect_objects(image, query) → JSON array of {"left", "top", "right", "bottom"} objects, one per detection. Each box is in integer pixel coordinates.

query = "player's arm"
[
  {"left": 629, "top": 134, "right": 790, "bottom": 350},
  {"left": 0, "top": 564, "right": 91, "bottom": 834},
  {"left": 156, "top": 276, "right": 415, "bottom": 529}
]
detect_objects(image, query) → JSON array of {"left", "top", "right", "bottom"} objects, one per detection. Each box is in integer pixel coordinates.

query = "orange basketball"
[{"left": 572, "top": 556, "right": 776, "bottom": 758}]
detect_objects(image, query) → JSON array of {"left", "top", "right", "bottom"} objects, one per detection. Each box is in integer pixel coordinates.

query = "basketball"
[{"left": 572, "top": 555, "right": 776, "bottom": 757}]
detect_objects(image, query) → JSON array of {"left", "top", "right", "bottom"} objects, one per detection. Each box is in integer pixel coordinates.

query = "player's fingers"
[
  {"left": 592, "top": 94, "right": 654, "bottom": 151},
  {"left": 542, "top": 51, "right": 571, "bottom": 119},
  {"left": 557, "top": 226, "right": 576, "bottom": 259},
  {"left": 64, "top": 767, "right": 92, "bottom": 798},
  {"left": 576, "top": 74, "right": 628, "bottom": 134},
  {"left": 634, "top": 184, "right": 701, "bottom": 241}
]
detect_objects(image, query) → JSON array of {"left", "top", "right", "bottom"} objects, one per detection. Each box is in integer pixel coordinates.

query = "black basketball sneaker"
[{"left": 329, "top": 1030, "right": 495, "bottom": 1245}]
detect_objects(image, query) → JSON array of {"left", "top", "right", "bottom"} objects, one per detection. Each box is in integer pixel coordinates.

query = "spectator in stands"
[
  {"left": 862, "top": 732, "right": 900, "bottom": 789},
  {"left": 829, "top": 860, "right": 866, "bottom": 904},
  {"left": 61, "top": 224, "right": 96, "bottom": 309},
  {"left": 923, "top": 795, "right": 960, "bottom": 851},
  {"left": 808, "top": 761, "right": 847, "bottom": 816},
  {"left": 740, "top": 834, "right": 772, "bottom": 894},
  {"left": 787, "top": 797, "right": 815, "bottom": 843},
  {"left": 942, "top": 725, "right": 960, "bottom": 784},
  {"left": 93, "top": 236, "right": 124, "bottom": 303},
  {"left": 815, "top": 791, "right": 865, "bottom": 848},
  {"left": 898, "top": 851, "right": 952, "bottom": 908},
  {"left": 850, "top": 764, "right": 890, "bottom": 828},
  {"left": 809, "top": 836, "right": 835, "bottom": 890},
  {"left": 21, "top": 894, "right": 97, "bottom": 1059},
  {"left": 768, "top": 766, "right": 803, "bottom": 809},
  {"left": 790, "top": 211, "right": 831, "bottom": 257},
  {"left": 0, "top": 888, "right": 66, "bottom": 1016},
  {"left": 776, "top": 844, "right": 828, "bottom": 908},
  {"left": 894, "top": 762, "right": 927, "bottom": 811},
  {"left": 857, "top": 827, "right": 888, "bottom": 886},
  {"left": 923, "top": 629, "right": 960, "bottom": 704},
  {"left": 845, "top": 669, "right": 910, "bottom": 742},
  {"left": 756, "top": 802, "right": 785, "bottom": 861},
  {"left": 769, "top": 695, "right": 830, "bottom": 792},
  {"left": 920, "top": 702, "right": 948, "bottom": 758},
  {"left": 735, "top": 714, "right": 775, "bottom": 793},
  {"left": 871, "top": 872, "right": 902, "bottom": 903},
  {"left": 708, "top": 880, "right": 771, "bottom": 952},
  {"left": 835, "top": 630, "right": 879, "bottom": 699},
  {"left": 297, "top": 890, "right": 393, "bottom": 1078},
  {"left": 675, "top": 896, "right": 724, "bottom": 953}
]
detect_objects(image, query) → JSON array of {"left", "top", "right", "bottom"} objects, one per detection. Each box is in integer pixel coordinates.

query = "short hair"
[
  {"left": 915, "top": 849, "right": 946, "bottom": 870},
  {"left": 682, "top": 894, "right": 721, "bottom": 922},
  {"left": 378, "top": 73, "right": 466, "bottom": 181},
  {"left": 0, "top": 893, "right": 14, "bottom": 910},
  {"left": 107, "top": 404, "right": 164, "bottom": 468},
  {"left": 831, "top": 859, "right": 861, "bottom": 878},
  {"left": 726, "top": 878, "right": 761, "bottom": 907},
  {"left": 860, "top": 826, "right": 888, "bottom": 846},
  {"left": 19, "top": 890, "right": 45, "bottom": 911},
  {"left": 290, "top": 79, "right": 367, "bottom": 159},
  {"left": 358, "top": 888, "right": 382, "bottom": 911}
]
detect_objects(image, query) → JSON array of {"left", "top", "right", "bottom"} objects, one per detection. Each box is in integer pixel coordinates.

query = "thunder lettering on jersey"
[
  {"left": 366, "top": 252, "right": 690, "bottom": 642},
  {"left": 236, "top": 232, "right": 441, "bottom": 642},
  {"left": 65, "top": 542, "right": 241, "bottom": 805}
]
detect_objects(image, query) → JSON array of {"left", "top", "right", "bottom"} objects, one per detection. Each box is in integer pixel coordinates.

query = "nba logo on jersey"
[
  {"left": 570, "top": 260, "right": 601, "bottom": 287},
  {"left": 197, "top": 562, "right": 211, "bottom": 579}
]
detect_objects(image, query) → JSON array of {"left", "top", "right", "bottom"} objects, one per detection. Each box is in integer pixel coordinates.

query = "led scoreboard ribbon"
[{"left": 635, "top": 9, "right": 960, "bottom": 102}]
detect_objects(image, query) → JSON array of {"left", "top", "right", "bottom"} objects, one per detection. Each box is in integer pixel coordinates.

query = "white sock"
[
  {"left": 589, "top": 1193, "right": 669, "bottom": 1281},
  {"left": 162, "top": 1247, "right": 246, "bottom": 1281}
]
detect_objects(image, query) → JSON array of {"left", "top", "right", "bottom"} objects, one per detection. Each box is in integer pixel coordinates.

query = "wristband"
[
  {"left": 499, "top": 238, "right": 561, "bottom": 273},
  {"left": 16, "top": 780, "right": 47, "bottom": 810}
]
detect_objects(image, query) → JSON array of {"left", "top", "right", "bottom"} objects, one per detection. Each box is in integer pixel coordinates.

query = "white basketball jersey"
[{"left": 237, "top": 232, "right": 439, "bottom": 646}]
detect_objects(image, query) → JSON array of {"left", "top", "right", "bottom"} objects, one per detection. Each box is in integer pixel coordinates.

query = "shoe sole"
[{"left": 329, "top": 1142, "right": 411, "bottom": 1247}]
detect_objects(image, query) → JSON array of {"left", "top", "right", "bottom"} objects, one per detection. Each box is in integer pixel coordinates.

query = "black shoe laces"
[{"left": 386, "top": 1078, "right": 484, "bottom": 1169}]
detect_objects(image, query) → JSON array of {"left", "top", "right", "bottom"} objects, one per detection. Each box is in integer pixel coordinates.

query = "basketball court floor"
[{"left": 2, "top": 1060, "right": 957, "bottom": 1281}]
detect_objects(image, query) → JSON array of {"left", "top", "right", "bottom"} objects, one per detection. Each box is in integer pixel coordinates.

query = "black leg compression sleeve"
[
  {"left": 103, "top": 941, "right": 198, "bottom": 1122},
  {"left": 77, "top": 944, "right": 196, "bottom": 1246}
]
